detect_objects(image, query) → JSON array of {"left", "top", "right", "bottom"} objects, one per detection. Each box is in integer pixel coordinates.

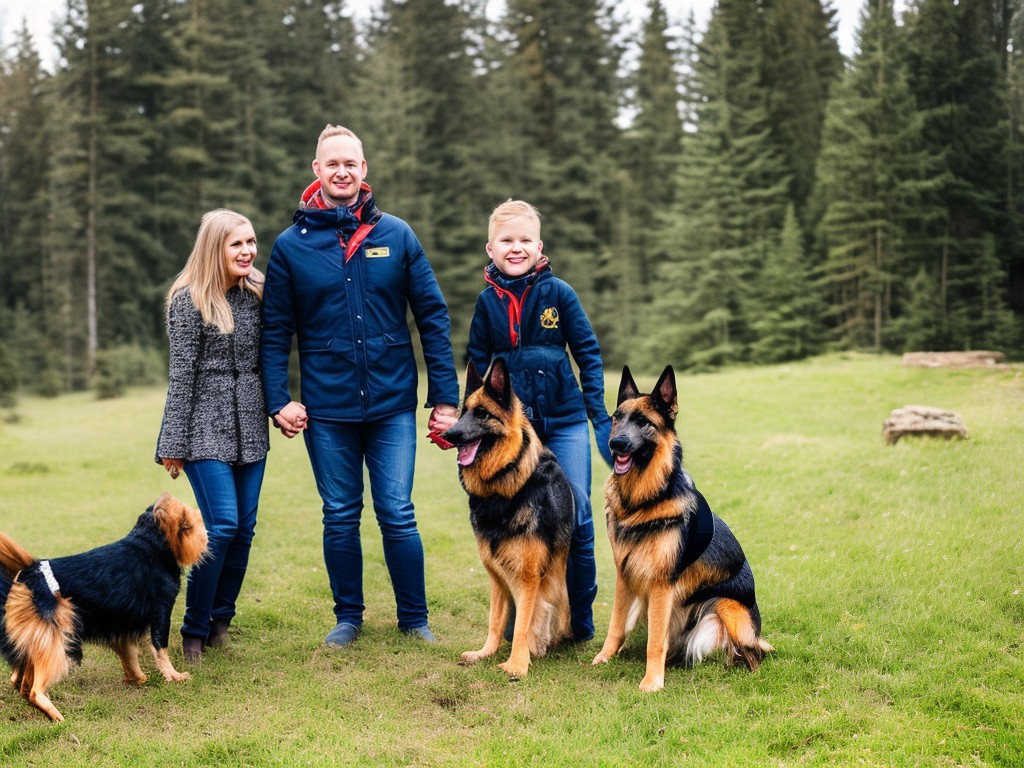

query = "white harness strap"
[{"left": 38, "top": 560, "right": 61, "bottom": 595}]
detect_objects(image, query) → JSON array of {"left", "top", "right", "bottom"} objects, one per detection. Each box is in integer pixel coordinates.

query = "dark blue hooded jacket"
[
  {"left": 467, "top": 263, "right": 612, "bottom": 462},
  {"left": 261, "top": 184, "right": 459, "bottom": 421}
]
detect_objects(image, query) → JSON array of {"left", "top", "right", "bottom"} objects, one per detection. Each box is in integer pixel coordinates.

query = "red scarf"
[{"left": 301, "top": 180, "right": 378, "bottom": 263}]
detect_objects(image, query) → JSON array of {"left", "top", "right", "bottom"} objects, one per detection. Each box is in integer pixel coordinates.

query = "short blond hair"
[
  {"left": 488, "top": 199, "right": 542, "bottom": 241},
  {"left": 316, "top": 124, "right": 363, "bottom": 159}
]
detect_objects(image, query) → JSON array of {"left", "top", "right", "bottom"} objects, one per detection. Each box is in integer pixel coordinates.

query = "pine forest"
[{"left": 0, "top": 0, "right": 1022, "bottom": 400}]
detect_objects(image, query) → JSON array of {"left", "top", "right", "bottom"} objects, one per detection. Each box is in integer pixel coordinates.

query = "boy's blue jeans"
[
  {"left": 537, "top": 419, "right": 597, "bottom": 641},
  {"left": 181, "top": 458, "right": 266, "bottom": 640},
  {"left": 303, "top": 412, "right": 429, "bottom": 631}
]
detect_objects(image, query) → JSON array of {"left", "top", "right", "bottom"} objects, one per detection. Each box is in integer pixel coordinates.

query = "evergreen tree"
[
  {"left": 503, "top": 0, "right": 622, "bottom": 347},
  {"left": 647, "top": 1, "right": 790, "bottom": 369},
  {"left": 904, "top": 0, "right": 1011, "bottom": 348},
  {"left": 264, "top": 0, "right": 361, "bottom": 231},
  {"left": 764, "top": 0, "right": 844, "bottom": 218},
  {"left": 750, "top": 204, "right": 826, "bottom": 362},
  {"left": 814, "top": 0, "right": 939, "bottom": 351},
  {"left": 0, "top": 26, "right": 65, "bottom": 390},
  {"left": 612, "top": 0, "right": 683, "bottom": 363}
]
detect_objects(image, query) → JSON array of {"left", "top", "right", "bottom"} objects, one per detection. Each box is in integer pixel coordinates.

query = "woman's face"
[{"left": 222, "top": 222, "right": 257, "bottom": 286}]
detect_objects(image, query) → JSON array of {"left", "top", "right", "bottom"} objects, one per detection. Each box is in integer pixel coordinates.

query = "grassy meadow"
[{"left": 0, "top": 353, "right": 1021, "bottom": 766}]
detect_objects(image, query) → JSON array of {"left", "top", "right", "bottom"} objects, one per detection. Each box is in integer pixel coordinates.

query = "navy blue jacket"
[
  {"left": 467, "top": 264, "right": 612, "bottom": 461},
  {"left": 261, "top": 188, "right": 459, "bottom": 421}
]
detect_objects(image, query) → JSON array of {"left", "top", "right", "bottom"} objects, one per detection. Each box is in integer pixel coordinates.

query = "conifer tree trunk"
[{"left": 86, "top": 29, "right": 98, "bottom": 382}]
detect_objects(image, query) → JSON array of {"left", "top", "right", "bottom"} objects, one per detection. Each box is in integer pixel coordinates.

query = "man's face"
[{"left": 312, "top": 135, "right": 367, "bottom": 208}]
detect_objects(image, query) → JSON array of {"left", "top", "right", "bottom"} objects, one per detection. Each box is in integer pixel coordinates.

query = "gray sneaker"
[
  {"left": 324, "top": 622, "right": 360, "bottom": 647},
  {"left": 402, "top": 625, "right": 437, "bottom": 643}
]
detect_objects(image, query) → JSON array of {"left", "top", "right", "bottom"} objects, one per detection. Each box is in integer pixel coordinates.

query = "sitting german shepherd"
[
  {"left": 443, "top": 358, "right": 573, "bottom": 679},
  {"left": 592, "top": 366, "right": 772, "bottom": 691}
]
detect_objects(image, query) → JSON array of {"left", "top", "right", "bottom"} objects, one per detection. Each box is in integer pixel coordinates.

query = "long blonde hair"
[{"left": 166, "top": 209, "right": 263, "bottom": 333}]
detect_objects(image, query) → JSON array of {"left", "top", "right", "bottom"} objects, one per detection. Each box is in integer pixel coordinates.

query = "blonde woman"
[{"left": 156, "top": 209, "right": 271, "bottom": 663}]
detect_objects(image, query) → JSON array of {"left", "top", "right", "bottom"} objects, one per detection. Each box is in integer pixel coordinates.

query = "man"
[{"left": 261, "top": 125, "right": 459, "bottom": 647}]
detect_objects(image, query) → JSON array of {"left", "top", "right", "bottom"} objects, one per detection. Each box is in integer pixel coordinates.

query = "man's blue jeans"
[
  {"left": 537, "top": 419, "right": 597, "bottom": 641},
  {"left": 303, "top": 412, "right": 428, "bottom": 631},
  {"left": 181, "top": 458, "right": 266, "bottom": 640}
]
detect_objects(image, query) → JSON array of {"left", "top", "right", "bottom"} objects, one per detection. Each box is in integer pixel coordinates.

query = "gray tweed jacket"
[{"left": 156, "top": 286, "right": 269, "bottom": 465}]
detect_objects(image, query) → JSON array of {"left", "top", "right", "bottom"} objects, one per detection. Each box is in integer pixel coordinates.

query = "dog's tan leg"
[
  {"left": 27, "top": 683, "right": 63, "bottom": 721},
  {"left": 461, "top": 573, "right": 509, "bottom": 664},
  {"left": 639, "top": 583, "right": 674, "bottom": 692},
  {"left": 499, "top": 575, "right": 540, "bottom": 679},
  {"left": 20, "top": 658, "right": 64, "bottom": 721},
  {"left": 592, "top": 571, "right": 635, "bottom": 665},
  {"left": 111, "top": 638, "right": 147, "bottom": 685},
  {"left": 150, "top": 645, "right": 190, "bottom": 682}
]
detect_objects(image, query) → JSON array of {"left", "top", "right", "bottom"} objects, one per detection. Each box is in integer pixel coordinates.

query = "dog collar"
[{"left": 39, "top": 560, "right": 61, "bottom": 595}]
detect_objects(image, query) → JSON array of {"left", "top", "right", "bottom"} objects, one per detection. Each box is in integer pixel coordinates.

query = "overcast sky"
[{"left": 0, "top": 0, "right": 887, "bottom": 69}]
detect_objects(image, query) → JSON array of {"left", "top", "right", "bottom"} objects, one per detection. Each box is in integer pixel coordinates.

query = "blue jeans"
[
  {"left": 181, "top": 459, "right": 266, "bottom": 640},
  {"left": 303, "top": 412, "right": 428, "bottom": 630},
  {"left": 537, "top": 420, "right": 597, "bottom": 641}
]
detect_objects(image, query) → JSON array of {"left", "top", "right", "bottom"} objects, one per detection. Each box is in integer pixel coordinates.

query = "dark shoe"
[
  {"left": 207, "top": 619, "right": 231, "bottom": 649},
  {"left": 572, "top": 629, "right": 595, "bottom": 643},
  {"left": 182, "top": 636, "right": 205, "bottom": 664},
  {"left": 324, "top": 622, "right": 360, "bottom": 648},
  {"left": 402, "top": 625, "right": 437, "bottom": 643}
]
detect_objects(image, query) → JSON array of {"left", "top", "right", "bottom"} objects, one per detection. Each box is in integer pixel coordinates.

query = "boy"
[{"left": 466, "top": 199, "right": 612, "bottom": 641}]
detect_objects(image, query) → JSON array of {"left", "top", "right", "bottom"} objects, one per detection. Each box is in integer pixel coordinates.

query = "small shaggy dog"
[{"left": 0, "top": 492, "right": 207, "bottom": 721}]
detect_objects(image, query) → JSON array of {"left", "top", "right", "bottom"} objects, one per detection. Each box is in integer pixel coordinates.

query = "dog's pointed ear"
[
  {"left": 652, "top": 365, "right": 678, "bottom": 420},
  {"left": 464, "top": 361, "right": 484, "bottom": 406},
  {"left": 484, "top": 357, "right": 513, "bottom": 410},
  {"left": 618, "top": 365, "right": 640, "bottom": 406}
]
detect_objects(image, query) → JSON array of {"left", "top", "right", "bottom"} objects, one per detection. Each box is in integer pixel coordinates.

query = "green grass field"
[{"left": 0, "top": 353, "right": 1021, "bottom": 766}]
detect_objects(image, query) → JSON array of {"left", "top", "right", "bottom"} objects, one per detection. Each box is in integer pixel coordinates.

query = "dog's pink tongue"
[
  {"left": 457, "top": 440, "right": 481, "bottom": 466},
  {"left": 613, "top": 454, "right": 633, "bottom": 475}
]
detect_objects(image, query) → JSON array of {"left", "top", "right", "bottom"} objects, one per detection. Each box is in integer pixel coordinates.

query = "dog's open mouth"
[
  {"left": 457, "top": 440, "right": 481, "bottom": 467},
  {"left": 613, "top": 452, "right": 633, "bottom": 475}
]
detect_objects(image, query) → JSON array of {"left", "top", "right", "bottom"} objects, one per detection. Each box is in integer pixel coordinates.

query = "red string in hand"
[{"left": 428, "top": 431, "right": 454, "bottom": 450}]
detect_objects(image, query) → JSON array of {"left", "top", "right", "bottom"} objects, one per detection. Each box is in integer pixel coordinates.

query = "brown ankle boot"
[
  {"left": 182, "top": 636, "right": 204, "bottom": 664},
  {"left": 207, "top": 619, "right": 231, "bottom": 649}
]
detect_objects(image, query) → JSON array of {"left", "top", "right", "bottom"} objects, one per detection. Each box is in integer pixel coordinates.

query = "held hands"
[
  {"left": 161, "top": 458, "right": 184, "bottom": 480},
  {"left": 273, "top": 401, "right": 308, "bottom": 438}
]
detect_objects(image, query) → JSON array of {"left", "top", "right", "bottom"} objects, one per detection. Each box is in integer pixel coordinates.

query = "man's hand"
[{"left": 427, "top": 404, "right": 458, "bottom": 435}]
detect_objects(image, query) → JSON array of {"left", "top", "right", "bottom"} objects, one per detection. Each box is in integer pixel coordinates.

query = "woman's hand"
[{"left": 161, "top": 458, "right": 184, "bottom": 480}]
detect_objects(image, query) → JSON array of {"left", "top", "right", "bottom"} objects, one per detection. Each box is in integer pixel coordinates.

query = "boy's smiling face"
[{"left": 486, "top": 215, "right": 544, "bottom": 278}]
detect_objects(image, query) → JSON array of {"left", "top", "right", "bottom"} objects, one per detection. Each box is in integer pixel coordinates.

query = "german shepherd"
[
  {"left": 442, "top": 358, "right": 573, "bottom": 679},
  {"left": 592, "top": 366, "right": 772, "bottom": 691},
  {"left": 0, "top": 493, "right": 207, "bottom": 721}
]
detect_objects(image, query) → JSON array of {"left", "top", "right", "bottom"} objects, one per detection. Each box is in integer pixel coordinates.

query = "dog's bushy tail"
[{"left": 0, "top": 532, "right": 36, "bottom": 577}]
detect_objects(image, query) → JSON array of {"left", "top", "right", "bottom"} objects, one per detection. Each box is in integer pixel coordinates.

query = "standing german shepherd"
[
  {"left": 592, "top": 366, "right": 772, "bottom": 691},
  {"left": 442, "top": 358, "right": 573, "bottom": 679}
]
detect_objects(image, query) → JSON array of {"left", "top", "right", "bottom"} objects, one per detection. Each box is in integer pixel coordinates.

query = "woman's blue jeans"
[
  {"left": 537, "top": 419, "right": 597, "bottom": 641},
  {"left": 181, "top": 458, "right": 266, "bottom": 640},
  {"left": 303, "top": 412, "right": 428, "bottom": 631}
]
